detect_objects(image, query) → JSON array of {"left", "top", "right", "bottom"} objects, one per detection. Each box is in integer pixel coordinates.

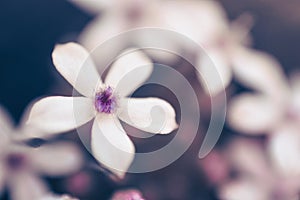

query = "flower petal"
[
  {"left": 25, "top": 96, "right": 95, "bottom": 135},
  {"left": 225, "top": 138, "right": 270, "bottom": 178},
  {"left": 111, "top": 189, "right": 144, "bottom": 200},
  {"left": 52, "top": 42, "right": 102, "bottom": 97},
  {"left": 219, "top": 179, "right": 269, "bottom": 200},
  {"left": 232, "top": 48, "right": 289, "bottom": 98},
  {"left": 162, "top": 0, "right": 228, "bottom": 46},
  {"left": 9, "top": 173, "right": 48, "bottom": 200},
  {"left": 68, "top": 0, "right": 111, "bottom": 14},
  {"left": 38, "top": 194, "right": 79, "bottom": 200},
  {"left": 118, "top": 97, "right": 178, "bottom": 134},
  {"left": 268, "top": 123, "right": 300, "bottom": 177},
  {"left": 227, "top": 93, "right": 282, "bottom": 134},
  {"left": 0, "top": 105, "right": 13, "bottom": 145},
  {"left": 0, "top": 164, "right": 6, "bottom": 194},
  {"left": 104, "top": 49, "right": 153, "bottom": 97},
  {"left": 30, "top": 142, "right": 83, "bottom": 176},
  {"left": 91, "top": 115, "right": 135, "bottom": 178},
  {"left": 196, "top": 49, "right": 232, "bottom": 95},
  {"left": 290, "top": 72, "right": 300, "bottom": 120}
]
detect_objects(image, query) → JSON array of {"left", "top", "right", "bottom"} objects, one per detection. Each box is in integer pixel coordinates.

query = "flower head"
[
  {"left": 0, "top": 105, "right": 83, "bottom": 200},
  {"left": 25, "top": 42, "right": 178, "bottom": 178}
]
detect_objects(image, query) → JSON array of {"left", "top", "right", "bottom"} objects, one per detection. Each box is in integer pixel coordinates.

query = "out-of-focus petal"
[
  {"left": 110, "top": 189, "right": 144, "bottom": 200},
  {"left": 105, "top": 49, "right": 153, "bottom": 97},
  {"left": 39, "top": 194, "right": 79, "bottom": 200},
  {"left": 91, "top": 115, "right": 135, "bottom": 178},
  {"left": 232, "top": 48, "right": 289, "bottom": 98},
  {"left": 290, "top": 72, "right": 300, "bottom": 120},
  {"left": 196, "top": 49, "right": 232, "bottom": 95},
  {"left": 268, "top": 123, "right": 300, "bottom": 177},
  {"left": 0, "top": 105, "right": 13, "bottom": 145},
  {"left": 0, "top": 164, "right": 6, "bottom": 194},
  {"left": 227, "top": 93, "right": 282, "bottom": 134},
  {"left": 30, "top": 142, "right": 83, "bottom": 176},
  {"left": 9, "top": 172, "right": 48, "bottom": 200},
  {"left": 79, "top": 15, "right": 127, "bottom": 53},
  {"left": 52, "top": 42, "right": 102, "bottom": 97},
  {"left": 25, "top": 96, "right": 95, "bottom": 134},
  {"left": 68, "top": 0, "right": 111, "bottom": 14},
  {"left": 162, "top": 0, "right": 228, "bottom": 46},
  {"left": 225, "top": 138, "right": 271, "bottom": 179},
  {"left": 118, "top": 97, "right": 178, "bottom": 134},
  {"left": 219, "top": 179, "right": 269, "bottom": 200}
]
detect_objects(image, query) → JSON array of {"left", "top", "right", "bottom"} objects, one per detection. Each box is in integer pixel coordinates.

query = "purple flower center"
[
  {"left": 6, "top": 153, "right": 26, "bottom": 170},
  {"left": 94, "top": 86, "right": 117, "bottom": 114}
]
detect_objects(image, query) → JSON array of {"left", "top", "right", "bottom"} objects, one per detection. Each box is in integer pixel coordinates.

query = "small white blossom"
[
  {"left": 218, "top": 138, "right": 300, "bottom": 200},
  {"left": 0, "top": 106, "right": 83, "bottom": 200},
  {"left": 25, "top": 42, "right": 178, "bottom": 178}
]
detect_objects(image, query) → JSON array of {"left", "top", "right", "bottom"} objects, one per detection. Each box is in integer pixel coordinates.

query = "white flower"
[
  {"left": 218, "top": 138, "right": 300, "bottom": 200},
  {"left": 195, "top": 13, "right": 260, "bottom": 95},
  {"left": 25, "top": 42, "right": 178, "bottom": 178},
  {"left": 227, "top": 56, "right": 300, "bottom": 179},
  {"left": 227, "top": 54, "right": 293, "bottom": 135},
  {"left": 0, "top": 106, "right": 83, "bottom": 200},
  {"left": 68, "top": 0, "right": 229, "bottom": 64}
]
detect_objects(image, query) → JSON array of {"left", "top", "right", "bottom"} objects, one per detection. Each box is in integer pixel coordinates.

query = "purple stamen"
[{"left": 94, "top": 86, "right": 117, "bottom": 114}]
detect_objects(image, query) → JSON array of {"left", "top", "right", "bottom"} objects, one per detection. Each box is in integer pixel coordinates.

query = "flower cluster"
[{"left": 1, "top": 0, "right": 299, "bottom": 199}]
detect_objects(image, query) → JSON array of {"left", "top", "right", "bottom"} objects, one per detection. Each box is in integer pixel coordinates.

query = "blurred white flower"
[
  {"left": 219, "top": 138, "right": 300, "bottom": 200},
  {"left": 68, "top": 0, "right": 229, "bottom": 63},
  {"left": 196, "top": 14, "right": 254, "bottom": 95},
  {"left": 0, "top": 106, "right": 83, "bottom": 200},
  {"left": 228, "top": 67, "right": 299, "bottom": 135},
  {"left": 25, "top": 42, "right": 178, "bottom": 178},
  {"left": 228, "top": 68, "right": 300, "bottom": 175}
]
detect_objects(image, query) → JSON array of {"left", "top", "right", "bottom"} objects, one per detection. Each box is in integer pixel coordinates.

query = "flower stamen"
[{"left": 94, "top": 86, "right": 117, "bottom": 114}]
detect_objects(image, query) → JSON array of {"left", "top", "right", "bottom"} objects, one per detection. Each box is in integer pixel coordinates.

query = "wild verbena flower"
[
  {"left": 26, "top": 42, "right": 178, "bottom": 178},
  {"left": 0, "top": 106, "right": 83, "bottom": 200}
]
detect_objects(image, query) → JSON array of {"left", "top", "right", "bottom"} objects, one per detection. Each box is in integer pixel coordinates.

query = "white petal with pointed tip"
[
  {"left": 105, "top": 49, "right": 153, "bottom": 97},
  {"left": 30, "top": 142, "right": 83, "bottom": 176},
  {"left": 91, "top": 115, "right": 135, "bottom": 178},
  {"left": 196, "top": 49, "right": 232, "bottom": 95},
  {"left": 227, "top": 94, "right": 282, "bottom": 134},
  {"left": 118, "top": 97, "right": 178, "bottom": 134},
  {"left": 26, "top": 96, "right": 95, "bottom": 134},
  {"left": 52, "top": 42, "right": 102, "bottom": 97},
  {"left": 268, "top": 124, "right": 300, "bottom": 177}
]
